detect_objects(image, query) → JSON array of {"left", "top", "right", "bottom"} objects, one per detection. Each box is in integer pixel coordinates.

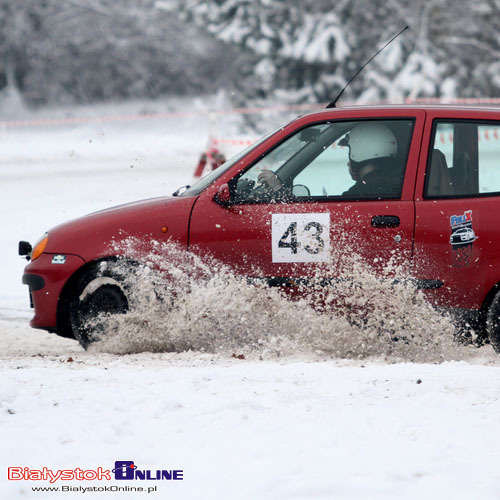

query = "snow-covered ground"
[{"left": 2, "top": 100, "right": 500, "bottom": 500}]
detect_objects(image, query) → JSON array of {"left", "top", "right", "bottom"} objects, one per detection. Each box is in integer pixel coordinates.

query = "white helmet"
[{"left": 343, "top": 123, "right": 397, "bottom": 162}]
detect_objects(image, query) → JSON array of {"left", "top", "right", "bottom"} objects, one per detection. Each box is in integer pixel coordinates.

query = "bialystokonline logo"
[{"left": 7, "top": 461, "right": 183, "bottom": 483}]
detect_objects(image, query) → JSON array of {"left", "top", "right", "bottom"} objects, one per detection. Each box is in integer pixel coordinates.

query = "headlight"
[{"left": 31, "top": 234, "right": 49, "bottom": 261}]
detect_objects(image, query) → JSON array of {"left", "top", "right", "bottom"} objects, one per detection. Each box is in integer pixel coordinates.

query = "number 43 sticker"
[{"left": 272, "top": 213, "right": 330, "bottom": 263}]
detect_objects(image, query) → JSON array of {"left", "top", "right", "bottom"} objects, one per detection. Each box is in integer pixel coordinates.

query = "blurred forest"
[{"left": 1, "top": 0, "right": 500, "bottom": 110}]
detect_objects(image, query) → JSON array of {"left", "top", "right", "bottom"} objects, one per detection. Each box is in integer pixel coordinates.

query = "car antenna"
[{"left": 326, "top": 25, "right": 409, "bottom": 109}]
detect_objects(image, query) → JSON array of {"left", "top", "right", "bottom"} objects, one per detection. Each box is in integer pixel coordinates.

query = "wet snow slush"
[
  {"left": 2, "top": 101, "right": 500, "bottom": 500},
  {"left": 83, "top": 237, "right": 458, "bottom": 363}
]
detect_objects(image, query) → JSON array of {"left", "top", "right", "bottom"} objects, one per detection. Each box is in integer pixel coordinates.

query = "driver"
[{"left": 339, "top": 123, "right": 400, "bottom": 197}]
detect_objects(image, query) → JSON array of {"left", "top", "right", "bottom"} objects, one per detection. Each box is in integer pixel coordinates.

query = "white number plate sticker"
[{"left": 272, "top": 213, "right": 330, "bottom": 263}]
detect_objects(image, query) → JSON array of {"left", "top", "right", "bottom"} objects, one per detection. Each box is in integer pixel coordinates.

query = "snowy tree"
[
  {"left": 0, "top": 0, "right": 231, "bottom": 106},
  {"left": 172, "top": 0, "right": 352, "bottom": 103},
  {"left": 2, "top": 0, "right": 500, "bottom": 109},
  {"left": 172, "top": 0, "right": 500, "bottom": 104}
]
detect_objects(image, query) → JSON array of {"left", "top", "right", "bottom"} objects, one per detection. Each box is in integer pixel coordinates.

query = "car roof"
[
  {"left": 313, "top": 103, "right": 500, "bottom": 113},
  {"left": 294, "top": 103, "right": 500, "bottom": 123}
]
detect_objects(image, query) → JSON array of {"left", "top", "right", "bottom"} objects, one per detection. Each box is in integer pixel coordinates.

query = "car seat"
[
  {"left": 451, "top": 152, "right": 473, "bottom": 195},
  {"left": 427, "top": 149, "right": 454, "bottom": 196}
]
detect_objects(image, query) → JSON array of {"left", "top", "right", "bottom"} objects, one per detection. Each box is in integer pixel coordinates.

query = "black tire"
[
  {"left": 70, "top": 263, "right": 128, "bottom": 349},
  {"left": 486, "top": 290, "right": 500, "bottom": 353}
]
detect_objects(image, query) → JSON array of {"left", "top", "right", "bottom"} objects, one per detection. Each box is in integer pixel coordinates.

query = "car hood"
[{"left": 43, "top": 195, "right": 197, "bottom": 261}]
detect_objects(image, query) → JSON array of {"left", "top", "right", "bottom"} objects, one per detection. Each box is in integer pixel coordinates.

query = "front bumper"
[{"left": 22, "top": 253, "right": 85, "bottom": 331}]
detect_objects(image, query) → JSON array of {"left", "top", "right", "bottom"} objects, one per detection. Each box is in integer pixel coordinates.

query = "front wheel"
[
  {"left": 70, "top": 263, "right": 128, "bottom": 349},
  {"left": 486, "top": 290, "right": 500, "bottom": 353}
]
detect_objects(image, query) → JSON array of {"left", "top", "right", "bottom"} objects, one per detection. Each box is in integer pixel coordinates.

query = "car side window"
[
  {"left": 233, "top": 119, "right": 414, "bottom": 203},
  {"left": 425, "top": 120, "right": 500, "bottom": 198}
]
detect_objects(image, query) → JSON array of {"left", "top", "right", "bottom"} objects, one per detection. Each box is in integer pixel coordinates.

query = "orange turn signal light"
[
  {"left": 161, "top": 226, "right": 168, "bottom": 233},
  {"left": 31, "top": 236, "right": 48, "bottom": 261}
]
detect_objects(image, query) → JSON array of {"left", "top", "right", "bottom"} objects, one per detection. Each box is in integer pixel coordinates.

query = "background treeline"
[{"left": 1, "top": 0, "right": 499, "bottom": 109}]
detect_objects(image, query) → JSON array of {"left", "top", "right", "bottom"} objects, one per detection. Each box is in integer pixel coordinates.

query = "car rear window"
[{"left": 426, "top": 120, "right": 500, "bottom": 198}]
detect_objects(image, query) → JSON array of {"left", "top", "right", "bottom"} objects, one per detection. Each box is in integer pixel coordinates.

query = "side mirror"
[
  {"left": 292, "top": 184, "right": 311, "bottom": 197},
  {"left": 214, "top": 183, "right": 231, "bottom": 207}
]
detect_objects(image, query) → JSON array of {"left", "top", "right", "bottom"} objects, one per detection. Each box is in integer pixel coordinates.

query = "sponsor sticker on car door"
[{"left": 272, "top": 213, "right": 330, "bottom": 263}]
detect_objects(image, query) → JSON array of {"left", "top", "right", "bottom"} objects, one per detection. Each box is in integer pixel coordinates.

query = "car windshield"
[{"left": 179, "top": 129, "right": 278, "bottom": 197}]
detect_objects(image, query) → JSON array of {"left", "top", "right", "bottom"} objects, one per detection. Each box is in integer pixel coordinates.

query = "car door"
[
  {"left": 188, "top": 111, "right": 425, "bottom": 286},
  {"left": 413, "top": 110, "right": 500, "bottom": 310}
]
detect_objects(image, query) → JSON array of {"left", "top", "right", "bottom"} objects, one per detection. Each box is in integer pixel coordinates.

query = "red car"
[{"left": 19, "top": 105, "right": 500, "bottom": 351}]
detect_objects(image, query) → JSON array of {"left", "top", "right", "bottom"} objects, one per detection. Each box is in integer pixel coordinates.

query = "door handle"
[{"left": 371, "top": 215, "right": 400, "bottom": 228}]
